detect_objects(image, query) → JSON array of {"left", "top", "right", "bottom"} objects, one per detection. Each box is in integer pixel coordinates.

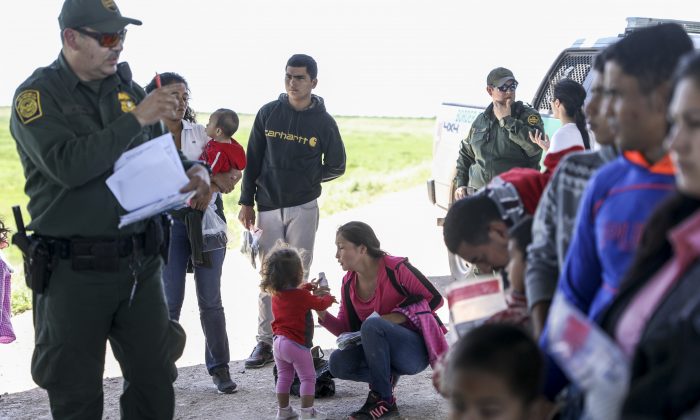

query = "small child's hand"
[
  {"left": 307, "top": 277, "right": 330, "bottom": 296},
  {"left": 300, "top": 282, "right": 316, "bottom": 292}
]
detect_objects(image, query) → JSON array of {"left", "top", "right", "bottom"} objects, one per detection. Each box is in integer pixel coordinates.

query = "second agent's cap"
[
  {"left": 487, "top": 67, "right": 517, "bottom": 87},
  {"left": 59, "top": 0, "right": 142, "bottom": 33}
]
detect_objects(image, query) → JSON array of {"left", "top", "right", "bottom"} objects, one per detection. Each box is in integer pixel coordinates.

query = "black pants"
[{"left": 31, "top": 255, "right": 186, "bottom": 419}]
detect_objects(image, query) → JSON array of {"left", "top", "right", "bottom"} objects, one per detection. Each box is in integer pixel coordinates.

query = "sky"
[{"left": 1, "top": 0, "right": 698, "bottom": 117}]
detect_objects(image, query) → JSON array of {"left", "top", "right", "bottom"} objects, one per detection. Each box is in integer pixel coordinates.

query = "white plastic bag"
[
  {"left": 202, "top": 206, "right": 228, "bottom": 252},
  {"left": 336, "top": 331, "right": 362, "bottom": 350},
  {"left": 336, "top": 312, "right": 380, "bottom": 350}
]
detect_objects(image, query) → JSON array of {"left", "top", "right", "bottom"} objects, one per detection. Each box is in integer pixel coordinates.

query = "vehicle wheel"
[{"left": 448, "top": 251, "right": 473, "bottom": 282}]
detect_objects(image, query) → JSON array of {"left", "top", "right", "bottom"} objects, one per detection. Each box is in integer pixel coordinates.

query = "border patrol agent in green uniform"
[
  {"left": 9, "top": 0, "right": 212, "bottom": 418},
  {"left": 454, "top": 67, "right": 544, "bottom": 200}
]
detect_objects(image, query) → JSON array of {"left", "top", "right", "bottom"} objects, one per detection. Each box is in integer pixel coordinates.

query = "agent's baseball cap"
[
  {"left": 487, "top": 67, "right": 517, "bottom": 87},
  {"left": 59, "top": 0, "right": 142, "bottom": 33}
]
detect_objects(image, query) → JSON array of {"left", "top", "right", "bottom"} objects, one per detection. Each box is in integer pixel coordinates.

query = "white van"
[{"left": 428, "top": 17, "right": 700, "bottom": 281}]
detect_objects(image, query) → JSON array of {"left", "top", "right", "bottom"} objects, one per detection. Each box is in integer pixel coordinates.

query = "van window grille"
[{"left": 539, "top": 54, "right": 593, "bottom": 111}]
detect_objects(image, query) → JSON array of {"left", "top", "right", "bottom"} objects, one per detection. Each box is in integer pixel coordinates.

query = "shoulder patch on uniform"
[
  {"left": 118, "top": 92, "right": 136, "bottom": 113},
  {"left": 15, "top": 90, "right": 43, "bottom": 125},
  {"left": 527, "top": 114, "right": 540, "bottom": 126}
]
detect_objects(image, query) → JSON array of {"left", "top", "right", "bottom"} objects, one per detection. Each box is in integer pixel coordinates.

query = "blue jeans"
[
  {"left": 329, "top": 317, "right": 429, "bottom": 400},
  {"left": 162, "top": 219, "right": 229, "bottom": 373}
]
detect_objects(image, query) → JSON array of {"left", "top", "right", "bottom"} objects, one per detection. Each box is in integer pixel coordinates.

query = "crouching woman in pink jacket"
[{"left": 316, "top": 221, "right": 448, "bottom": 420}]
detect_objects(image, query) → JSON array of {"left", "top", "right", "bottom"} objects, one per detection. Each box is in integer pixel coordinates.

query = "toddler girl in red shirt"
[{"left": 260, "top": 245, "right": 336, "bottom": 419}]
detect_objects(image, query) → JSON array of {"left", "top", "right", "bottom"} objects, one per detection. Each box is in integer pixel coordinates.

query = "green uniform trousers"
[{"left": 31, "top": 254, "right": 186, "bottom": 419}]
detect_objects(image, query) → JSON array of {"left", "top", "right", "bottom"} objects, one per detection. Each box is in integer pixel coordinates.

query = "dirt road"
[{"left": 0, "top": 186, "right": 453, "bottom": 419}]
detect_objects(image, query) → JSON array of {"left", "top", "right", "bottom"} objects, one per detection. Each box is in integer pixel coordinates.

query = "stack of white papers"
[
  {"left": 107, "top": 133, "right": 194, "bottom": 228},
  {"left": 446, "top": 275, "right": 507, "bottom": 338}
]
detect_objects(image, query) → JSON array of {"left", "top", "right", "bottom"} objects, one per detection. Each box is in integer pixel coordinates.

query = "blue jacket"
[{"left": 541, "top": 151, "right": 676, "bottom": 398}]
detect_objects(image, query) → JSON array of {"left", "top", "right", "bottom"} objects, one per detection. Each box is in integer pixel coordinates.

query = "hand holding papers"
[
  {"left": 546, "top": 294, "right": 630, "bottom": 420},
  {"left": 107, "top": 133, "right": 193, "bottom": 228},
  {"left": 446, "top": 275, "right": 507, "bottom": 338}
]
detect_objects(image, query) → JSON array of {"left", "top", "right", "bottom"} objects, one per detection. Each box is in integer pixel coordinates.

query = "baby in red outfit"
[{"left": 201, "top": 108, "right": 246, "bottom": 175}]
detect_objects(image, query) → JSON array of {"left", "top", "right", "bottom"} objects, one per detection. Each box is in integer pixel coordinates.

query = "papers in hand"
[
  {"left": 446, "top": 275, "right": 507, "bottom": 338},
  {"left": 106, "top": 133, "right": 192, "bottom": 228},
  {"left": 546, "top": 294, "right": 629, "bottom": 390},
  {"left": 546, "top": 294, "right": 629, "bottom": 420}
]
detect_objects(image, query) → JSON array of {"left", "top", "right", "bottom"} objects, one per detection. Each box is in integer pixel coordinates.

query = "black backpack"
[{"left": 272, "top": 346, "right": 336, "bottom": 398}]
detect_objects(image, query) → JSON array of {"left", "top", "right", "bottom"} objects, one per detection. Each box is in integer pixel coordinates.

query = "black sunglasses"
[
  {"left": 73, "top": 27, "right": 127, "bottom": 48},
  {"left": 495, "top": 82, "right": 518, "bottom": 92}
]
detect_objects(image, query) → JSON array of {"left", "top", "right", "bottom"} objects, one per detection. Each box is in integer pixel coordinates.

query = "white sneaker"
[
  {"left": 276, "top": 405, "right": 299, "bottom": 419},
  {"left": 300, "top": 407, "right": 327, "bottom": 419}
]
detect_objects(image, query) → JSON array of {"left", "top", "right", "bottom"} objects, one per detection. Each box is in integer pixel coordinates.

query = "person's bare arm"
[
  {"left": 238, "top": 205, "right": 256, "bottom": 230},
  {"left": 212, "top": 169, "right": 241, "bottom": 194},
  {"left": 531, "top": 300, "right": 551, "bottom": 339},
  {"left": 180, "top": 165, "right": 211, "bottom": 203}
]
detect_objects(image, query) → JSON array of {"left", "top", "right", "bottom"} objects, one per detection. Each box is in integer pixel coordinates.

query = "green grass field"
[{"left": 0, "top": 107, "right": 434, "bottom": 314}]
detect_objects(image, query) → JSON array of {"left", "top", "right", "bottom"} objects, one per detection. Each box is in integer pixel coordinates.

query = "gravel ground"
[{"left": 0, "top": 186, "right": 454, "bottom": 419}]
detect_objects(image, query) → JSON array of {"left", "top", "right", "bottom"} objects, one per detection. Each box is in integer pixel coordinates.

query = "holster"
[
  {"left": 11, "top": 206, "right": 52, "bottom": 294},
  {"left": 13, "top": 235, "right": 54, "bottom": 294}
]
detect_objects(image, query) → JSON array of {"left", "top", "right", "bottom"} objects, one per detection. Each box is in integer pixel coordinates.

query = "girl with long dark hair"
[
  {"left": 530, "top": 78, "right": 590, "bottom": 154},
  {"left": 316, "top": 221, "right": 448, "bottom": 419}
]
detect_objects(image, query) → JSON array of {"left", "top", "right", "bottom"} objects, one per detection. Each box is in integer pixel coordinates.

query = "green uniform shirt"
[
  {"left": 455, "top": 101, "right": 544, "bottom": 191},
  {"left": 10, "top": 53, "right": 165, "bottom": 237}
]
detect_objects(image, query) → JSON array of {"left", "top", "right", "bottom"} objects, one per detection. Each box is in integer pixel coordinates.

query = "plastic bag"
[
  {"left": 273, "top": 346, "right": 336, "bottom": 398},
  {"left": 336, "top": 312, "right": 381, "bottom": 350},
  {"left": 240, "top": 228, "right": 262, "bottom": 268},
  {"left": 336, "top": 331, "right": 362, "bottom": 350},
  {"left": 202, "top": 206, "right": 228, "bottom": 252}
]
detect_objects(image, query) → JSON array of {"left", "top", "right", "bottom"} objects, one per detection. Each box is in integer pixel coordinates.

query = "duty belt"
[
  {"left": 39, "top": 233, "right": 151, "bottom": 259},
  {"left": 29, "top": 215, "right": 171, "bottom": 273},
  {"left": 37, "top": 233, "right": 160, "bottom": 272}
]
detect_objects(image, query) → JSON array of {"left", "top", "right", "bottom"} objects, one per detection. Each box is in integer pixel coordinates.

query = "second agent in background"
[
  {"left": 481, "top": 78, "right": 591, "bottom": 219},
  {"left": 145, "top": 73, "right": 242, "bottom": 394},
  {"left": 454, "top": 67, "right": 544, "bottom": 200},
  {"left": 239, "top": 54, "right": 347, "bottom": 368}
]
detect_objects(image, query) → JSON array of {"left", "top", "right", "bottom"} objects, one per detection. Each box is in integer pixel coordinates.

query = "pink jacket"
[
  {"left": 393, "top": 299, "right": 449, "bottom": 368},
  {"left": 320, "top": 255, "right": 448, "bottom": 366},
  {"left": 0, "top": 255, "right": 16, "bottom": 344}
]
